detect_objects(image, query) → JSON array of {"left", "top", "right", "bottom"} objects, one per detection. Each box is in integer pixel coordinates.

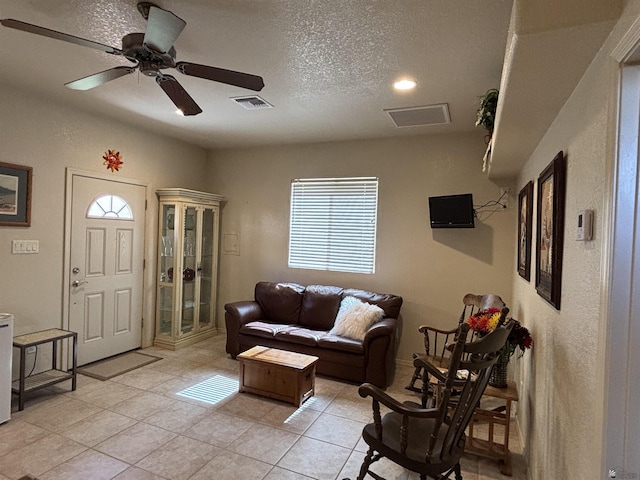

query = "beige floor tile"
[
  {"left": 38, "top": 449, "right": 129, "bottom": 480},
  {"left": 94, "top": 422, "right": 176, "bottom": 464},
  {"left": 108, "top": 391, "right": 176, "bottom": 420},
  {"left": 61, "top": 410, "right": 137, "bottom": 447},
  {"left": 258, "top": 403, "right": 321, "bottom": 434},
  {"left": 19, "top": 397, "right": 102, "bottom": 432},
  {"left": 72, "top": 381, "right": 142, "bottom": 409},
  {"left": 228, "top": 423, "right": 300, "bottom": 465},
  {"left": 264, "top": 467, "right": 315, "bottom": 479},
  {"left": 184, "top": 411, "right": 255, "bottom": 447},
  {"left": 135, "top": 435, "right": 220, "bottom": 480},
  {"left": 142, "top": 399, "right": 209, "bottom": 433},
  {"left": 110, "top": 368, "right": 176, "bottom": 390},
  {"left": 304, "top": 412, "right": 366, "bottom": 449},
  {"left": 220, "top": 393, "right": 278, "bottom": 420},
  {"left": 112, "top": 466, "right": 167, "bottom": 480},
  {"left": 0, "top": 433, "right": 86, "bottom": 479},
  {"left": 57, "top": 374, "right": 107, "bottom": 397},
  {"left": 146, "top": 357, "right": 203, "bottom": 376},
  {"left": 323, "top": 393, "right": 372, "bottom": 424},
  {"left": 277, "top": 436, "right": 351, "bottom": 480},
  {"left": 339, "top": 450, "right": 410, "bottom": 480},
  {"left": 189, "top": 451, "right": 272, "bottom": 480},
  {"left": 0, "top": 420, "right": 49, "bottom": 456}
]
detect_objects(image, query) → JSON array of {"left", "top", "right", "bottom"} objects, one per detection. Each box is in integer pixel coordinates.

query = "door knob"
[{"left": 72, "top": 280, "right": 88, "bottom": 287}]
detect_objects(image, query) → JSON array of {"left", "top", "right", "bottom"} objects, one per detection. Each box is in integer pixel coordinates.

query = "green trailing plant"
[{"left": 475, "top": 88, "right": 499, "bottom": 134}]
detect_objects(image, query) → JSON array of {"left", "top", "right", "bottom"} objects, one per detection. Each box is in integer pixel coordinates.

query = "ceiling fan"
[{"left": 0, "top": 2, "right": 265, "bottom": 116}]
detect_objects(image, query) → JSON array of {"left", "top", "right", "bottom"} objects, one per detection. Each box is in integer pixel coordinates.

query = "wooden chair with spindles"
[{"left": 406, "top": 293, "right": 507, "bottom": 407}]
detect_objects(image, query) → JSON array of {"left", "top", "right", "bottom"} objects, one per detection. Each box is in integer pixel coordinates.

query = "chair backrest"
[
  {"left": 427, "top": 320, "right": 514, "bottom": 462},
  {"left": 458, "top": 293, "right": 506, "bottom": 324}
]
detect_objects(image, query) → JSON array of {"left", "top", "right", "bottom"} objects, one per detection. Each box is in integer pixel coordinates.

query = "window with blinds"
[{"left": 288, "top": 177, "right": 378, "bottom": 274}]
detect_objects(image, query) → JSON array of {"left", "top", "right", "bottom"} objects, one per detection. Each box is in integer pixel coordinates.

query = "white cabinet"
[{"left": 155, "top": 188, "right": 223, "bottom": 350}]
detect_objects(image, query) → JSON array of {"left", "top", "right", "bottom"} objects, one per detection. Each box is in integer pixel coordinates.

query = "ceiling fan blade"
[
  {"left": 0, "top": 18, "right": 122, "bottom": 55},
  {"left": 143, "top": 6, "right": 186, "bottom": 54},
  {"left": 65, "top": 66, "right": 136, "bottom": 90},
  {"left": 156, "top": 75, "right": 202, "bottom": 116},
  {"left": 176, "top": 62, "right": 264, "bottom": 92}
]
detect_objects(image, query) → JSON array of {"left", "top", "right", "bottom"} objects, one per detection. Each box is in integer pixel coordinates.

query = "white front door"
[{"left": 68, "top": 174, "right": 146, "bottom": 365}]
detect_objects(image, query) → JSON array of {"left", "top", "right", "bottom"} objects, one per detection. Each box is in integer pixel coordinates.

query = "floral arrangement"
[{"left": 466, "top": 308, "right": 533, "bottom": 359}]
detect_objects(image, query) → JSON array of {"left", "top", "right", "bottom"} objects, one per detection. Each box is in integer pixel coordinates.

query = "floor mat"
[{"left": 78, "top": 351, "right": 162, "bottom": 381}]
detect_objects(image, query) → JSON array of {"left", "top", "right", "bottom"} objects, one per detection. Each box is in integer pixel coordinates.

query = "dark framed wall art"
[
  {"left": 518, "top": 181, "right": 533, "bottom": 281},
  {"left": 0, "top": 162, "right": 33, "bottom": 227},
  {"left": 535, "top": 151, "right": 566, "bottom": 309}
]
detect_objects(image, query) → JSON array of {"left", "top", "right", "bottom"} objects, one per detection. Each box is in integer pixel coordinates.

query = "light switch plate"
[{"left": 11, "top": 240, "right": 39, "bottom": 254}]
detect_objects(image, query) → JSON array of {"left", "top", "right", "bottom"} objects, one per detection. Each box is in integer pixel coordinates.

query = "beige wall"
[
  {"left": 510, "top": 2, "right": 640, "bottom": 478},
  {"left": 207, "top": 133, "right": 516, "bottom": 363},
  {"left": 0, "top": 85, "right": 209, "bottom": 360}
]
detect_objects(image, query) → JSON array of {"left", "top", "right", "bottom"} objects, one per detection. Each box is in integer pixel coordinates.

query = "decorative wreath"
[{"left": 103, "top": 150, "right": 123, "bottom": 172}]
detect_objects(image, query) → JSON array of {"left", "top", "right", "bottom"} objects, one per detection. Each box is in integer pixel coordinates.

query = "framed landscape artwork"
[
  {"left": 0, "top": 162, "right": 33, "bottom": 227},
  {"left": 535, "top": 151, "right": 565, "bottom": 309},
  {"left": 518, "top": 181, "right": 533, "bottom": 281}
]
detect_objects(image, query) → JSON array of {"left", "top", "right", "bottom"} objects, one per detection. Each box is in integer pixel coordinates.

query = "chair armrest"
[
  {"left": 417, "top": 324, "right": 458, "bottom": 335},
  {"left": 358, "top": 383, "right": 439, "bottom": 418}
]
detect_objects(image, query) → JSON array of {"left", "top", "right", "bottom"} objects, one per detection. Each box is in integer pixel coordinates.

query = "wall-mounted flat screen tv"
[{"left": 428, "top": 193, "right": 475, "bottom": 228}]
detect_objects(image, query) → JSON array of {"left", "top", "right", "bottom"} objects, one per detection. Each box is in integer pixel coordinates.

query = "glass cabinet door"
[
  {"left": 158, "top": 204, "right": 175, "bottom": 336},
  {"left": 198, "top": 208, "right": 215, "bottom": 329},
  {"left": 181, "top": 206, "right": 197, "bottom": 335}
]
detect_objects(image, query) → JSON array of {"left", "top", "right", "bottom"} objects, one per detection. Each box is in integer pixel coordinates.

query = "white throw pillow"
[{"left": 330, "top": 296, "right": 384, "bottom": 341}]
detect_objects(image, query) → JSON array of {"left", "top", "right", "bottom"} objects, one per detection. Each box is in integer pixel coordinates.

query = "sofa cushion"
[
  {"left": 255, "top": 282, "right": 305, "bottom": 324},
  {"left": 317, "top": 333, "right": 365, "bottom": 354},
  {"left": 239, "top": 321, "right": 291, "bottom": 339},
  {"left": 329, "top": 296, "right": 384, "bottom": 341},
  {"left": 298, "top": 285, "right": 344, "bottom": 330},
  {"left": 275, "top": 327, "right": 327, "bottom": 347},
  {"left": 343, "top": 288, "right": 403, "bottom": 318}
]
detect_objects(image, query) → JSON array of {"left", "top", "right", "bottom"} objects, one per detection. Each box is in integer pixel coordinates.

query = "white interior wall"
[
  {"left": 0, "top": 84, "right": 210, "bottom": 370},
  {"left": 207, "top": 133, "right": 516, "bottom": 363},
  {"left": 511, "top": 2, "right": 640, "bottom": 478}
]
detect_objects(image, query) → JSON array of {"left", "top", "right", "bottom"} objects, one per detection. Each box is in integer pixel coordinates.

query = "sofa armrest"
[
  {"left": 363, "top": 317, "right": 398, "bottom": 388},
  {"left": 363, "top": 317, "right": 396, "bottom": 343},
  {"left": 224, "top": 301, "right": 264, "bottom": 358}
]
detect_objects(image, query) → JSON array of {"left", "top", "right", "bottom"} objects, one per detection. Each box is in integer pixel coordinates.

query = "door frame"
[{"left": 62, "top": 168, "right": 150, "bottom": 358}]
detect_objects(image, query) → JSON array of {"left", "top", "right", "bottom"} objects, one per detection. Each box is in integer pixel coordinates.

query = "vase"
[{"left": 489, "top": 352, "right": 509, "bottom": 388}]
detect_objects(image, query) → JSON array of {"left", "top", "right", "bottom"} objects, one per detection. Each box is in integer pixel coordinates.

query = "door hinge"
[
  {"left": 141, "top": 318, "right": 144, "bottom": 328},
  {"left": 145, "top": 199, "right": 148, "bottom": 210},
  {"left": 143, "top": 259, "right": 146, "bottom": 270}
]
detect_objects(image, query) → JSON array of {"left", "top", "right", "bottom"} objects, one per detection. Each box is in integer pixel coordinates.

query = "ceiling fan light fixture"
[{"left": 394, "top": 79, "right": 417, "bottom": 91}]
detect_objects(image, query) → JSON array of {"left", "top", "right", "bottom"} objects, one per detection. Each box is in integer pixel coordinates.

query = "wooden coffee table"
[{"left": 237, "top": 346, "right": 319, "bottom": 406}]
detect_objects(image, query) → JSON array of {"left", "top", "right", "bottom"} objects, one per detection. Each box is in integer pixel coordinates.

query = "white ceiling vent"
[
  {"left": 231, "top": 96, "right": 273, "bottom": 110},
  {"left": 385, "top": 104, "right": 451, "bottom": 127}
]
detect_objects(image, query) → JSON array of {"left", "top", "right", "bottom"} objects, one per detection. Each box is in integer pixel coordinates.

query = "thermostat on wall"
[{"left": 576, "top": 210, "right": 593, "bottom": 241}]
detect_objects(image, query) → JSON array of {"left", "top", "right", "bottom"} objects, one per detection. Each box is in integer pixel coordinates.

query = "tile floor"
[{"left": 0, "top": 336, "right": 528, "bottom": 480}]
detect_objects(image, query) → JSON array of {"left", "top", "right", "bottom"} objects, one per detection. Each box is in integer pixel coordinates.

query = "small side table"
[
  {"left": 12, "top": 328, "right": 77, "bottom": 411},
  {"left": 466, "top": 381, "right": 519, "bottom": 476}
]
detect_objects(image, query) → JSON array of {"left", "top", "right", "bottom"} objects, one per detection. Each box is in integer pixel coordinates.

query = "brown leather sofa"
[{"left": 224, "top": 282, "right": 403, "bottom": 388}]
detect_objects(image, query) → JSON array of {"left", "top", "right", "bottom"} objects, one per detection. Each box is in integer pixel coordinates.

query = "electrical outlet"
[{"left": 26, "top": 346, "right": 36, "bottom": 354}]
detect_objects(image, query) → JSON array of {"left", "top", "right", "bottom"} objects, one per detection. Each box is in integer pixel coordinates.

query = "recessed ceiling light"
[{"left": 394, "top": 79, "right": 417, "bottom": 91}]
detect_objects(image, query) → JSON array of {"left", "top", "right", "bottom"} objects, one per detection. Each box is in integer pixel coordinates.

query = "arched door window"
[{"left": 87, "top": 194, "right": 133, "bottom": 219}]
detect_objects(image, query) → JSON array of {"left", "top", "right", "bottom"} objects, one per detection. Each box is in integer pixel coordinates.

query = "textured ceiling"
[{"left": 0, "top": 0, "right": 513, "bottom": 149}]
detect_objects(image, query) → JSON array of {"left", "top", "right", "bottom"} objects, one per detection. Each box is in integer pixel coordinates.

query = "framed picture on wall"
[
  {"left": 535, "top": 151, "right": 566, "bottom": 309},
  {"left": 517, "top": 181, "right": 533, "bottom": 281},
  {"left": 0, "top": 162, "right": 32, "bottom": 227}
]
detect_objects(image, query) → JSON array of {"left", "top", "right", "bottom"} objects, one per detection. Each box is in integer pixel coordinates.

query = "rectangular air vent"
[
  {"left": 385, "top": 104, "right": 451, "bottom": 127},
  {"left": 231, "top": 96, "right": 273, "bottom": 110}
]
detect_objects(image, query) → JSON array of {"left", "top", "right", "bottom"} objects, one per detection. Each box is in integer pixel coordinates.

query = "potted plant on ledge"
[{"left": 476, "top": 88, "right": 499, "bottom": 143}]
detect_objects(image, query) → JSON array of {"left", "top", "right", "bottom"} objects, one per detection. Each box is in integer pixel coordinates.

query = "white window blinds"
[{"left": 288, "top": 177, "right": 378, "bottom": 274}]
